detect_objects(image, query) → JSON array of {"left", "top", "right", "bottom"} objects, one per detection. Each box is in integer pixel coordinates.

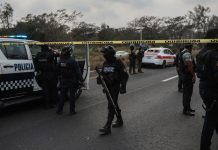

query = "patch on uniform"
[
  {"left": 103, "top": 67, "right": 115, "bottom": 73},
  {"left": 60, "top": 63, "right": 67, "bottom": 67}
]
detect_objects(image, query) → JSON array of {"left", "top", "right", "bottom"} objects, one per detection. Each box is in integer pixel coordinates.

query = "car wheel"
[{"left": 162, "top": 60, "right": 166, "bottom": 68}]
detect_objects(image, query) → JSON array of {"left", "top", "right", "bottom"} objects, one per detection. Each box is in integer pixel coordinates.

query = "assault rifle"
[{"left": 95, "top": 67, "right": 119, "bottom": 117}]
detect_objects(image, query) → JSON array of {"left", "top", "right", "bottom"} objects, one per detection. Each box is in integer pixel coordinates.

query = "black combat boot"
[
  {"left": 112, "top": 119, "right": 123, "bottom": 128},
  {"left": 99, "top": 112, "right": 114, "bottom": 135},
  {"left": 112, "top": 110, "right": 123, "bottom": 128},
  {"left": 99, "top": 125, "right": 111, "bottom": 135}
]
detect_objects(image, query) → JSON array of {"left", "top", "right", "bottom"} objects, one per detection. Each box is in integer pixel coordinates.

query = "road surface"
[{"left": 0, "top": 67, "right": 217, "bottom": 150}]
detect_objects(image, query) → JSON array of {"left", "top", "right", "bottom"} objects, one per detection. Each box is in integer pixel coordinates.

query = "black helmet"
[
  {"left": 61, "top": 46, "right": 72, "bottom": 56},
  {"left": 130, "top": 44, "right": 134, "bottom": 50},
  {"left": 130, "top": 44, "right": 134, "bottom": 47},
  {"left": 100, "top": 45, "right": 116, "bottom": 56},
  {"left": 41, "top": 45, "right": 49, "bottom": 52}
]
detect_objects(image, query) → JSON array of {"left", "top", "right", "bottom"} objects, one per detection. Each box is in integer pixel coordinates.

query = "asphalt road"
[{"left": 0, "top": 66, "right": 217, "bottom": 150}]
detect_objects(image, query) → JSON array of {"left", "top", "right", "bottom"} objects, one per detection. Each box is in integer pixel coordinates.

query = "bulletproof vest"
[
  {"left": 37, "top": 51, "right": 56, "bottom": 72},
  {"left": 129, "top": 51, "right": 136, "bottom": 62},
  {"left": 196, "top": 48, "right": 213, "bottom": 79},
  {"left": 102, "top": 60, "right": 121, "bottom": 85},
  {"left": 137, "top": 51, "right": 144, "bottom": 60},
  {"left": 198, "top": 49, "right": 218, "bottom": 86},
  {"left": 59, "top": 58, "right": 76, "bottom": 80}
]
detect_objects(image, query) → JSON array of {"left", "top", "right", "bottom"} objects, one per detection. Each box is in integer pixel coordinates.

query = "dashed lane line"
[{"left": 161, "top": 75, "right": 178, "bottom": 82}]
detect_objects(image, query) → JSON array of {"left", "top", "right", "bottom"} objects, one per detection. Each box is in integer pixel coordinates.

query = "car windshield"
[
  {"left": 117, "top": 51, "right": 124, "bottom": 54},
  {"left": 147, "top": 50, "right": 160, "bottom": 53}
]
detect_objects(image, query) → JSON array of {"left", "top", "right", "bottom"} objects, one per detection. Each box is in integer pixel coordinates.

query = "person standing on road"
[
  {"left": 56, "top": 46, "right": 83, "bottom": 115},
  {"left": 136, "top": 46, "right": 144, "bottom": 73},
  {"left": 179, "top": 44, "right": 196, "bottom": 116},
  {"left": 97, "top": 46, "right": 129, "bottom": 135},
  {"left": 196, "top": 29, "right": 218, "bottom": 150},
  {"left": 129, "top": 44, "right": 136, "bottom": 74},
  {"left": 34, "top": 45, "right": 58, "bottom": 109},
  {"left": 174, "top": 47, "right": 184, "bottom": 92}
]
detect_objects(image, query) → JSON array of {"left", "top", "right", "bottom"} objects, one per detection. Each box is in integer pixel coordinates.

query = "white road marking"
[{"left": 161, "top": 75, "right": 178, "bottom": 82}]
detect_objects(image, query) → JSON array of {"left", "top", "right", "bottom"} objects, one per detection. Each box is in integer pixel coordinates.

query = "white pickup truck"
[{"left": 0, "top": 38, "right": 89, "bottom": 107}]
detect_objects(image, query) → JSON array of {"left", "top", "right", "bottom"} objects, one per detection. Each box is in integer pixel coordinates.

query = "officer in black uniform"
[
  {"left": 174, "top": 47, "right": 184, "bottom": 92},
  {"left": 198, "top": 29, "right": 218, "bottom": 150},
  {"left": 97, "top": 46, "right": 129, "bottom": 135},
  {"left": 129, "top": 44, "right": 136, "bottom": 74},
  {"left": 34, "top": 45, "right": 58, "bottom": 109},
  {"left": 179, "top": 44, "right": 196, "bottom": 116},
  {"left": 56, "top": 46, "right": 83, "bottom": 115},
  {"left": 137, "top": 46, "right": 144, "bottom": 73}
]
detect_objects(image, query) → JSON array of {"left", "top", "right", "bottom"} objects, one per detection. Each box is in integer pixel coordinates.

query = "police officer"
[
  {"left": 179, "top": 44, "right": 196, "bottom": 116},
  {"left": 56, "top": 46, "right": 83, "bottom": 115},
  {"left": 97, "top": 46, "right": 129, "bottom": 135},
  {"left": 198, "top": 29, "right": 218, "bottom": 150},
  {"left": 174, "top": 47, "right": 184, "bottom": 92},
  {"left": 129, "top": 44, "right": 136, "bottom": 74},
  {"left": 34, "top": 45, "right": 58, "bottom": 109},
  {"left": 136, "top": 46, "right": 144, "bottom": 73}
]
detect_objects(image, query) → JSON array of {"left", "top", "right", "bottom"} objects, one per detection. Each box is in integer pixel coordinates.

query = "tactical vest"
[
  {"left": 37, "top": 51, "right": 56, "bottom": 72},
  {"left": 196, "top": 49, "right": 213, "bottom": 79},
  {"left": 59, "top": 58, "right": 76, "bottom": 80},
  {"left": 102, "top": 60, "right": 122, "bottom": 85}
]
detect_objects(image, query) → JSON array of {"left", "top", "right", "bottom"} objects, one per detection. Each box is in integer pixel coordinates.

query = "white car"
[
  {"left": 142, "top": 47, "right": 176, "bottom": 68},
  {"left": 115, "top": 51, "right": 129, "bottom": 58}
]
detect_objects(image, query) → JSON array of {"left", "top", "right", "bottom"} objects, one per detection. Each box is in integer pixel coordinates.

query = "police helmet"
[
  {"left": 100, "top": 45, "right": 116, "bottom": 56},
  {"left": 41, "top": 45, "right": 49, "bottom": 52},
  {"left": 130, "top": 44, "right": 135, "bottom": 48},
  {"left": 130, "top": 44, "right": 135, "bottom": 50},
  {"left": 61, "top": 46, "right": 72, "bottom": 56}
]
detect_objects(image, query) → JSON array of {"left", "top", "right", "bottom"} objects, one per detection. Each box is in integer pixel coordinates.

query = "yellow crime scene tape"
[{"left": 1, "top": 39, "right": 218, "bottom": 45}]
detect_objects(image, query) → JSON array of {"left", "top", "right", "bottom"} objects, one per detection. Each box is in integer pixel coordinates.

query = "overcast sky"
[{"left": 2, "top": 0, "right": 218, "bottom": 27}]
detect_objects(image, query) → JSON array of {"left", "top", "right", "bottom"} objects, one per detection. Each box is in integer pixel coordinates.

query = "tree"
[
  {"left": 188, "top": 4, "right": 211, "bottom": 34},
  {"left": 70, "top": 22, "right": 99, "bottom": 40},
  {"left": 0, "top": 2, "right": 14, "bottom": 29},
  {"left": 208, "top": 15, "right": 218, "bottom": 30},
  {"left": 14, "top": 9, "right": 82, "bottom": 41},
  {"left": 164, "top": 16, "right": 191, "bottom": 39},
  {"left": 128, "top": 16, "right": 164, "bottom": 40},
  {"left": 98, "top": 23, "right": 117, "bottom": 40}
]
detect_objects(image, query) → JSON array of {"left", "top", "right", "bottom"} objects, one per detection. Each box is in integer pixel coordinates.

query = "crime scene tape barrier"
[{"left": 1, "top": 39, "right": 218, "bottom": 45}]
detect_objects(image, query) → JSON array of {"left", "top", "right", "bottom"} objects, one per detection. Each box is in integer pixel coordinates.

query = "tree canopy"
[{"left": 0, "top": 3, "right": 217, "bottom": 41}]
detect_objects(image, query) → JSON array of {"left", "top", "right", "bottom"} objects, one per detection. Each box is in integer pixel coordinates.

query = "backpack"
[{"left": 196, "top": 49, "right": 213, "bottom": 79}]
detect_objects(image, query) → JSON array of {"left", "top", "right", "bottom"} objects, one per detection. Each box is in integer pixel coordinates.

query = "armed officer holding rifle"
[{"left": 96, "top": 46, "right": 129, "bottom": 135}]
